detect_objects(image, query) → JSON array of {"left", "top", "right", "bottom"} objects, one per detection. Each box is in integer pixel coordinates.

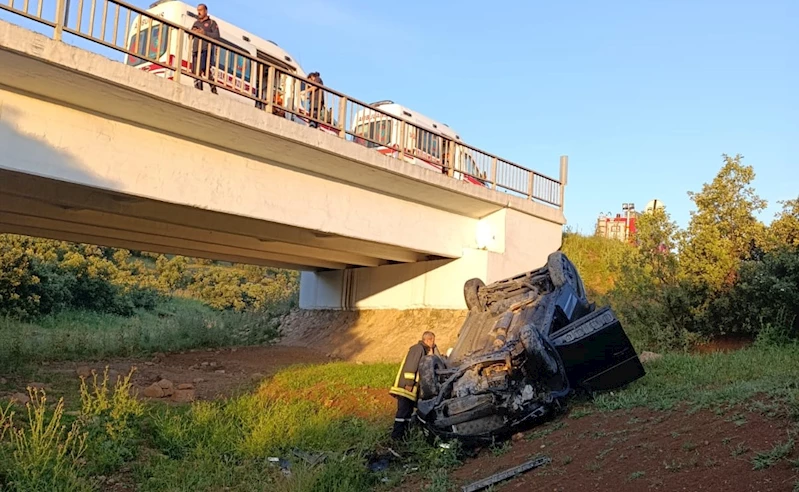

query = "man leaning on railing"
[{"left": 190, "top": 3, "right": 220, "bottom": 94}]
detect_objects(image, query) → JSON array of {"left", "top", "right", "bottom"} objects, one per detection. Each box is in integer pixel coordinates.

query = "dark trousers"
[
  {"left": 192, "top": 50, "right": 217, "bottom": 93},
  {"left": 391, "top": 396, "right": 415, "bottom": 440}
]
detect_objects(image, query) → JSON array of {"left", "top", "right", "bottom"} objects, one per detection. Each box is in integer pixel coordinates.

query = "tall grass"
[
  {"left": 3, "top": 347, "right": 799, "bottom": 491},
  {"left": 0, "top": 298, "right": 282, "bottom": 372}
]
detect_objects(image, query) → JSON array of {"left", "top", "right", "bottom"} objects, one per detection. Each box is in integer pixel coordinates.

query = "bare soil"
[
  {"left": 11, "top": 345, "right": 331, "bottom": 402},
  {"left": 441, "top": 405, "right": 798, "bottom": 492},
  {"left": 278, "top": 308, "right": 467, "bottom": 363},
  {"left": 3, "top": 344, "right": 797, "bottom": 491}
]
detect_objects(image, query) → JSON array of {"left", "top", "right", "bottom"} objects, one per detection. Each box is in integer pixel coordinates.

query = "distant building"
[
  {"left": 595, "top": 203, "right": 639, "bottom": 243},
  {"left": 595, "top": 200, "right": 665, "bottom": 243}
]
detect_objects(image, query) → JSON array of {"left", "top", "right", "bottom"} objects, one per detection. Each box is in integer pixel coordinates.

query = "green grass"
[
  {"left": 3, "top": 345, "right": 799, "bottom": 491},
  {"left": 0, "top": 298, "right": 281, "bottom": 372},
  {"left": 589, "top": 345, "right": 799, "bottom": 413}
]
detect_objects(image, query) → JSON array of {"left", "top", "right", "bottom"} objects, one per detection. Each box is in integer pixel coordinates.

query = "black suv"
[{"left": 415, "top": 251, "right": 645, "bottom": 444}]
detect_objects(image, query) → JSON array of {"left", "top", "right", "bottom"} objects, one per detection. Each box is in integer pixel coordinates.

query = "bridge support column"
[{"left": 298, "top": 208, "right": 564, "bottom": 310}]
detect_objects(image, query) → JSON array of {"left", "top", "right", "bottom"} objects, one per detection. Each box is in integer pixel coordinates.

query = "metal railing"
[{"left": 1, "top": 0, "right": 567, "bottom": 209}]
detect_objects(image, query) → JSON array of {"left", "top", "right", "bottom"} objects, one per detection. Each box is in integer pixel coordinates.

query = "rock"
[
  {"left": 11, "top": 393, "right": 30, "bottom": 405},
  {"left": 250, "top": 373, "right": 264, "bottom": 381},
  {"left": 76, "top": 366, "right": 93, "bottom": 379},
  {"left": 231, "top": 347, "right": 238, "bottom": 353},
  {"left": 214, "top": 370, "right": 226, "bottom": 375},
  {"left": 209, "top": 362, "right": 218, "bottom": 368},
  {"left": 27, "top": 382, "right": 47, "bottom": 391},
  {"left": 142, "top": 384, "right": 164, "bottom": 398},
  {"left": 192, "top": 378, "right": 205, "bottom": 384},
  {"left": 189, "top": 364, "right": 199, "bottom": 371},
  {"left": 156, "top": 380, "right": 175, "bottom": 397},
  {"left": 512, "top": 432, "right": 525, "bottom": 442},
  {"left": 639, "top": 351, "right": 663, "bottom": 364},
  {"left": 201, "top": 362, "right": 210, "bottom": 367},
  {"left": 0, "top": 377, "right": 8, "bottom": 385},
  {"left": 177, "top": 383, "right": 194, "bottom": 390},
  {"left": 172, "top": 388, "right": 196, "bottom": 403},
  {"left": 153, "top": 352, "right": 166, "bottom": 359},
  {"left": 145, "top": 362, "right": 155, "bottom": 366}
]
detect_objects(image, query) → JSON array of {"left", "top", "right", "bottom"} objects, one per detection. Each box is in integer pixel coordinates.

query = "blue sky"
[{"left": 3, "top": 0, "right": 797, "bottom": 233}]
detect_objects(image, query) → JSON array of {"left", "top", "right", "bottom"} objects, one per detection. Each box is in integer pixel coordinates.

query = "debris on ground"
[{"left": 460, "top": 456, "right": 551, "bottom": 492}]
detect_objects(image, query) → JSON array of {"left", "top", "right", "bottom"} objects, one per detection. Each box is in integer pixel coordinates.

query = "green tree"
[
  {"left": 633, "top": 207, "right": 680, "bottom": 285},
  {"left": 679, "top": 154, "right": 767, "bottom": 291},
  {"left": 768, "top": 197, "right": 799, "bottom": 250}
]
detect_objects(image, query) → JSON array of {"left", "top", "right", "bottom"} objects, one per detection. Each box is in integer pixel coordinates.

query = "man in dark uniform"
[
  {"left": 190, "top": 3, "right": 220, "bottom": 93},
  {"left": 389, "top": 331, "right": 440, "bottom": 440}
]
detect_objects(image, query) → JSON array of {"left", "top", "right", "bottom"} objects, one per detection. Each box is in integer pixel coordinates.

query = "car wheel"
[
  {"left": 547, "top": 251, "right": 586, "bottom": 299},
  {"left": 463, "top": 278, "right": 486, "bottom": 311},
  {"left": 419, "top": 355, "right": 447, "bottom": 400}
]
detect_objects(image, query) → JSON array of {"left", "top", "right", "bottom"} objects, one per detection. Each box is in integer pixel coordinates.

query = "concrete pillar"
[{"left": 299, "top": 208, "right": 563, "bottom": 310}]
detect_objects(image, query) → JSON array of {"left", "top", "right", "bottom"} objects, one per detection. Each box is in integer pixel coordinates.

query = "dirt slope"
[{"left": 277, "top": 309, "right": 468, "bottom": 363}]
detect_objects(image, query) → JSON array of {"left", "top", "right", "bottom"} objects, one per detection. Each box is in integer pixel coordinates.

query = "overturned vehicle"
[{"left": 415, "top": 251, "right": 645, "bottom": 444}]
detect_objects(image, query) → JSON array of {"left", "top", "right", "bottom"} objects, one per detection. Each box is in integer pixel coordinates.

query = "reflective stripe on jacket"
[{"left": 389, "top": 341, "right": 439, "bottom": 401}]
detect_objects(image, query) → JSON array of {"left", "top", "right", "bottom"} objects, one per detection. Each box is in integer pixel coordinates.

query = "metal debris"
[{"left": 460, "top": 456, "right": 551, "bottom": 492}]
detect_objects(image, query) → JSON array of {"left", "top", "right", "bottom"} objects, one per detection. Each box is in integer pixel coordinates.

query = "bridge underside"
[
  {"left": 0, "top": 20, "right": 566, "bottom": 309},
  {"left": 0, "top": 169, "right": 441, "bottom": 271}
]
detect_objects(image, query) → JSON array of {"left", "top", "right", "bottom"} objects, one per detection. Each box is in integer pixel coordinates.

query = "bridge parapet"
[{"left": 0, "top": 0, "right": 567, "bottom": 211}]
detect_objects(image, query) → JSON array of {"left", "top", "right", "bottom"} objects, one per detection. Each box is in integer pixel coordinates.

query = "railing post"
[
  {"left": 399, "top": 122, "right": 406, "bottom": 161},
  {"left": 54, "top": 0, "right": 66, "bottom": 40},
  {"left": 173, "top": 28, "right": 184, "bottom": 83},
  {"left": 527, "top": 172, "right": 534, "bottom": 199},
  {"left": 490, "top": 157, "right": 497, "bottom": 189},
  {"left": 338, "top": 96, "right": 347, "bottom": 138},
  {"left": 447, "top": 142, "right": 456, "bottom": 177},
  {"left": 559, "top": 155, "right": 568, "bottom": 210},
  {"left": 265, "top": 65, "right": 276, "bottom": 113}
]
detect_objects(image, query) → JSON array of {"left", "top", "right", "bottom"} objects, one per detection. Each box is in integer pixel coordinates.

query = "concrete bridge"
[{"left": 0, "top": 4, "right": 568, "bottom": 310}]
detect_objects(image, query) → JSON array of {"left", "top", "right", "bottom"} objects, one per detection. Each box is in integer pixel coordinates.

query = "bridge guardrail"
[{"left": 1, "top": 0, "right": 567, "bottom": 209}]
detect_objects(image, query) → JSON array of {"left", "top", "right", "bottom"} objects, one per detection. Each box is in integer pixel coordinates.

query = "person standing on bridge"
[
  {"left": 190, "top": 3, "right": 220, "bottom": 94},
  {"left": 389, "top": 331, "right": 440, "bottom": 441}
]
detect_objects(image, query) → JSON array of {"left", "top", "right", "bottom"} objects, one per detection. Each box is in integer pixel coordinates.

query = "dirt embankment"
[{"left": 277, "top": 309, "right": 468, "bottom": 363}]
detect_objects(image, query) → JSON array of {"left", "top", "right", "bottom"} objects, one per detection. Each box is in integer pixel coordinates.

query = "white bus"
[
  {"left": 124, "top": 0, "right": 306, "bottom": 115},
  {"left": 351, "top": 101, "right": 488, "bottom": 186}
]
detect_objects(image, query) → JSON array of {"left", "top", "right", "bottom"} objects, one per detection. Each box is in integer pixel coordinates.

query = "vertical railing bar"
[
  {"left": 36, "top": 0, "right": 43, "bottom": 18},
  {"left": 338, "top": 96, "right": 347, "bottom": 137},
  {"left": 88, "top": 0, "right": 96, "bottom": 37},
  {"left": 122, "top": 6, "right": 130, "bottom": 47},
  {"left": 76, "top": 0, "right": 84, "bottom": 31},
  {"left": 111, "top": 2, "right": 119, "bottom": 45},
  {"left": 100, "top": 0, "right": 107, "bottom": 41},
  {"left": 53, "top": 0, "right": 65, "bottom": 39},
  {"left": 22, "top": 0, "right": 29, "bottom": 16},
  {"left": 174, "top": 26, "right": 183, "bottom": 82},
  {"left": 265, "top": 65, "right": 275, "bottom": 113}
]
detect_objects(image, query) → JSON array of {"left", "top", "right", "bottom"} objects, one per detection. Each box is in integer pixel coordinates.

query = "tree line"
[
  {"left": 0, "top": 236, "right": 299, "bottom": 320},
  {"left": 564, "top": 154, "right": 799, "bottom": 351}
]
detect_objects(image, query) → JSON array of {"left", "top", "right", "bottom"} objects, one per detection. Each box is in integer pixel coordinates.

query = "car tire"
[
  {"left": 463, "top": 278, "right": 486, "bottom": 311},
  {"left": 419, "top": 355, "right": 447, "bottom": 400},
  {"left": 547, "top": 251, "right": 586, "bottom": 299}
]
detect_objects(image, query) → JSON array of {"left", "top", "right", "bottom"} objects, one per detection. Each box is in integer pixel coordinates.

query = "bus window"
[
  {"left": 355, "top": 121, "right": 392, "bottom": 148},
  {"left": 126, "top": 24, "right": 168, "bottom": 66},
  {"left": 216, "top": 46, "right": 252, "bottom": 82},
  {"left": 414, "top": 129, "right": 441, "bottom": 160}
]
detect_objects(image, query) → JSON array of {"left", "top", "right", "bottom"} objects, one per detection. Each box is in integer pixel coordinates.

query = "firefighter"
[{"left": 389, "top": 331, "right": 440, "bottom": 440}]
